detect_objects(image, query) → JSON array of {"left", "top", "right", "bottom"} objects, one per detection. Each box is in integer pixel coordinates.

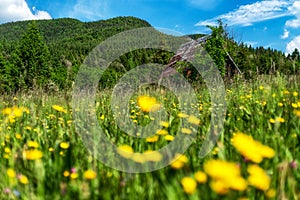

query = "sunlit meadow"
[{"left": 0, "top": 75, "right": 299, "bottom": 200}]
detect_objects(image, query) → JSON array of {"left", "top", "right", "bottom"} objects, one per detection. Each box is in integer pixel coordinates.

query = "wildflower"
[
  {"left": 277, "top": 102, "right": 283, "bottom": 107},
  {"left": 117, "top": 145, "right": 134, "bottom": 158},
  {"left": 164, "top": 135, "right": 174, "bottom": 141},
  {"left": 204, "top": 159, "right": 247, "bottom": 193},
  {"left": 171, "top": 154, "right": 188, "bottom": 169},
  {"left": 247, "top": 164, "right": 270, "bottom": 191},
  {"left": 27, "top": 141, "right": 39, "bottom": 148},
  {"left": 131, "top": 153, "right": 146, "bottom": 163},
  {"left": 294, "top": 110, "right": 300, "bottom": 117},
  {"left": 292, "top": 103, "right": 298, "bottom": 108},
  {"left": 181, "top": 177, "right": 197, "bottom": 194},
  {"left": 19, "top": 175, "right": 29, "bottom": 184},
  {"left": 181, "top": 128, "right": 192, "bottom": 134},
  {"left": 15, "top": 134, "right": 22, "bottom": 139},
  {"left": 6, "top": 169, "right": 16, "bottom": 178},
  {"left": 159, "top": 121, "right": 169, "bottom": 128},
  {"left": 143, "top": 150, "right": 162, "bottom": 162},
  {"left": 63, "top": 171, "right": 70, "bottom": 177},
  {"left": 137, "top": 95, "right": 161, "bottom": 112},
  {"left": 293, "top": 91, "right": 298, "bottom": 97},
  {"left": 146, "top": 135, "right": 159, "bottom": 143},
  {"left": 49, "top": 147, "right": 54, "bottom": 152},
  {"left": 177, "top": 112, "right": 189, "bottom": 118},
  {"left": 52, "top": 105, "right": 67, "bottom": 113},
  {"left": 194, "top": 171, "right": 207, "bottom": 184},
  {"left": 60, "top": 142, "right": 69, "bottom": 149},
  {"left": 266, "top": 188, "right": 276, "bottom": 198},
  {"left": 70, "top": 173, "right": 78, "bottom": 179},
  {"left": 269, "top": 117, "right": 285, "bottom": 123},
  {"left": 259, "top": 86, "right": 264, "bottom": 90},
  {"left": 188, "top": 115, "right": 200, "bottom": 125},
  {"left": 100, "top": 114, "right": 105, "bottom": 120},
  {"left": 83, "top": 169, "right": 97, "bottom": 180},
  {"left": 156, "top": 129, "right": 168, "bottom": 135},
  {"left": 231, "top": 132, "right": 275, "bottom": 163},
  {"left": 23, "top": 149, "right": 43, "bottom": 160}
]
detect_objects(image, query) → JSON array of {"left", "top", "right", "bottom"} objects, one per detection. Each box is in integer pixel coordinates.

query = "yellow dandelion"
[
  {"left": 294, "top": 110, "right": 300, "bottom": 117},
  {"left": 52, "top": 105, "right": 67, "bottom": 113},
  {"left": 6, "top": 168, "right": 16, "bottom": 178},
  {"left": 265, "top": 188, "right": 276, "bottom": 198},
  {"left": 83, "top": 169, "right": 97, "bottom": 180},
  {"left": 49, "top": 147, "right": 54, "bottom": 152},
  {"left": 278, "top": 102, "right": 283, "bottom": 107},
  {"left": 181, "top": 128, "right": 192, "bottom": 134},
  {"left": 293, "top": 91, "right": 298, "bottom": 97},
  {"left": 188, "top": 115, "right": 200, "bottom": 125},
  {"left": 23, "top": 149, "right": 43, "bottom": 160},
  {"left": 70, "top": 173, "right": 79, "bottom": 179},
  {"left": 164, "top": 135, "right": 174, "bottom": 141},
  {"left": 159, "top": 121, "right": 169, "bottom": 128},
  {"left": 60, "top": 142, "right": 69, "bottom": 149},
  {"left": 231, "top": 132, "right": 275, "bottom": 163},
  {"left": 117, "top": 145, "right": 134, "bottom": 158},
  {"left": 171, "top": 154, "right": 188, "bottom": 169},
  {"left": 15, "top": 133, "right": 22, "bottom": 139},
  {"left": 194, "top": 171, "right": 207, "bottom": 184},
  {"left": 19, "top": 175, "right": 29, "bottom": 184},
  {"left": 181, "top": 177, "right": 197, "bottom": 194},
  {"left": 156, "top": 129, "right": 168, "bottom": 135},
  {"left": 137, "top": 95, "right": 161, "bottom": 112},
  {"left": 210, "top": 179, "right": 229, "bottom": 194},
  {"left": 292, "top": 103, "right": 298, "bottom": 108},
  {"left": 146, "top": 135, "right": 159, "bottom": 143},
  {"left": 143, "top": 150, "right": 162, "bottom": 162},
  {"left": 27, "top": 141, "right": 39, "bottom": 148},
  {"left": 247, "top": 164, "right": 270, "bottom": 191},
  {"left": 63, "top": 171, "right": 70, "bottom": 177},
  {"left": 177, "top": 112, "right": 189, "bottom": 118}
]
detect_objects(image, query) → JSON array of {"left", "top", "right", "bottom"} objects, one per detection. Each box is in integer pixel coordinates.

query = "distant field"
[{"left": 0, "top": 75, "right": 299, "bottom": 200}]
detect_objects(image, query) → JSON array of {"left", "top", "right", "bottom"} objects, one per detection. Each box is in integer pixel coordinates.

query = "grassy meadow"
[{"left": 0, "top": 74, "right": 300, "bottom": 200}]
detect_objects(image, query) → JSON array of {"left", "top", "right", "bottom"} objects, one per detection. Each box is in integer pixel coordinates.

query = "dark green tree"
[
  {"left": 205, "top": 19, "right": 227, "bottom": 76},
  {"left": 17, "top": 21, "right": 51, "bottom": 88}
]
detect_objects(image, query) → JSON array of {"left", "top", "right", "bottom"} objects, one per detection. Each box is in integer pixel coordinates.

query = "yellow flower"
[
  {"left": 170, "top": 154, "right": 188, "bottom": 169},
  {"left": 265, "top": 188, "right": 276, "bottom": 198},
  {"left": 181, "top": 128, "right": 192, "bottom": 134},
  {"left": 63, "top": 171, "right": 70, "bottom": 177},
  {"left": 247, "top": 165, "right": 270, "bottom": 191},
  {"left": 159, "top": 121, "right": 169, "bottom": 128},
  {"left": 52, "top": 105, "right": 67, "bottom": 113},
  {"left": 15, "top": 133, "right": 22, "bottom": 139},
  {"left": 49, "top": 147, "right": 54, "bottom": 152},
  {"left": 27, "top": 141, "right": 39, "bottom": 148},
  {"left": 156, "top": 129, "right": 168, "bottom": 135},
  {"left": 293, "top": 91, "right": 298, "bottom": 97},
  {"left": 177, "top": 112, "right": 189, "bottom": 118},
  {"left": 294, "top": 110, "right": 300, "bottom": 117},
  {"left": 131, "top": 153, "right": 146, "bottom": 163},
  {"left": 292, "top": 103, "right": 298, "bottom": 108},
  {"left": 188, "top": 115, "right": 200, "bottom": 125},
  {"left": 181, "top": 177, "right": 197, "bottom": 194},
  {"left": 146, "top": 135, "right": 159, "bottom": 143},
  {"left": 70, "top": 173, "right": 78, "bottom": 179},
  {"left": 137, "top": 95, "right": 161, "bottom": 112},
  {"left": 231, "top": 132, "right": 275, "bottom": 163},
  {"left": 100, "top": 114, "right": 105, "bottom": 120},
  {"left": 117, "top": 145, "right": 134, "bottom": 158},
  {"left": 83, "top": 169, "right": 97, "bottom": 180},
  {"left": 277, "top": 102, "right": 283, "bottom": 107},
  {"left": 19, "top": 175, "right": 29, "bottom": 184},
  {"left": 204, "top": 159, "right": 247, "bottom": 193},
  {"left": 60, "top": 142, "right": 69, "bottom": 149},
  {"left": 259, "top": 86, "right": 264, "bottom": 90},
  {"left": 143, "top": 150, "right": 162, "bottom": 162},
  {"left": 164, "top": 135, "right": 174, "bottom": 141},
  {"left": 23, "top": 149, "right": 43, "bottom": 160},
  {"left": 6, "top": 168, "right": 16, "bottom": 178},
  {"left": 194, "top": 171, "right": 207, "bottom": 184}
]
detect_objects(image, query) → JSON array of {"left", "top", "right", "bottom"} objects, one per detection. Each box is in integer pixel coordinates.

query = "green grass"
[{"left": 0, "top": 74, "right": 299, "bottom": 200}]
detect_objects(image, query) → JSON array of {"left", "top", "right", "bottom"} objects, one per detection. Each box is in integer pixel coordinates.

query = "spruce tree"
[{"left": 18, "top": 21, "right": 51, "bottom": 89}]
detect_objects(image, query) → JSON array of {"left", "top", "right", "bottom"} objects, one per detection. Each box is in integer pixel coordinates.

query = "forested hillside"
[{"left": 0, "top": 16, "right": 299, "bottom": 93}]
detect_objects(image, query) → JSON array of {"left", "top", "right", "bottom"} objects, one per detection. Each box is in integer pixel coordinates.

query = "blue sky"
[{"left": 0, "top": 0, "right": 300, "bottom": 54}]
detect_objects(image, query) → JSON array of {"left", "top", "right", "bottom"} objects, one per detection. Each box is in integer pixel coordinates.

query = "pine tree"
[
  {"left": 205, "top": 20, "right": 227, "bottom": 76},
  {"left": 17, "top": 21, "right": 51, "bottom": 89}
]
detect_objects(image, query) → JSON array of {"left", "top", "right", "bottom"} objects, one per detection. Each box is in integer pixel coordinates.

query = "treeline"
[{"left": 0, "top": 17, "right": 299, "bottom": 93}]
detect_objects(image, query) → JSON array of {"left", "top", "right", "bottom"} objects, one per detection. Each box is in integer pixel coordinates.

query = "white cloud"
[
  {"left": 285, "top": 1, "right": 300, "bottom": 28},
  {"left": 196, "top": 0, "right": 293, "bottom": 27},
  {"left": 0, "top": 0, "right": 51, "bottom": 24},
  {"left": 281, "top": 29, "right": 290, "bottom": 39},
  {"left": 286, "top": 35, "right": 300, "bottom": 54},
  {"left": 69, "top": 0, "right": 108, "bottom": 21}
]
